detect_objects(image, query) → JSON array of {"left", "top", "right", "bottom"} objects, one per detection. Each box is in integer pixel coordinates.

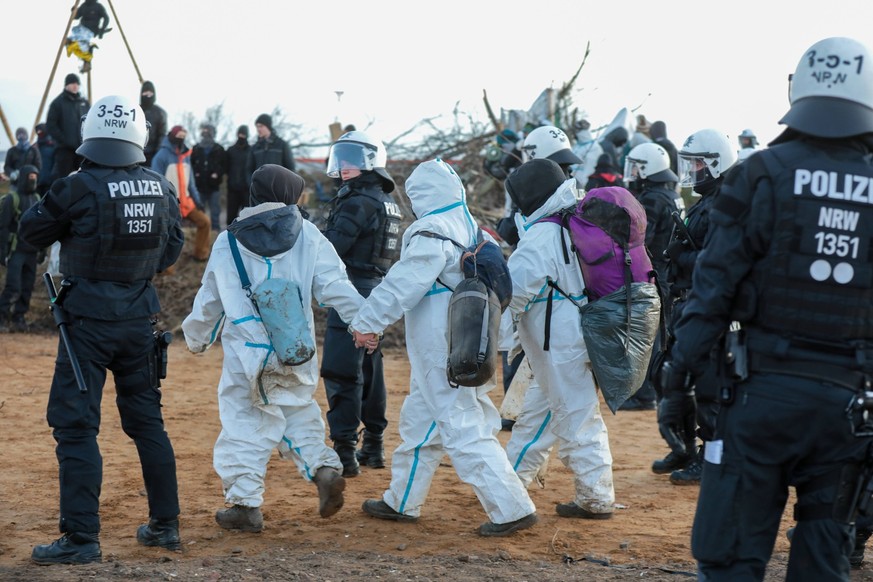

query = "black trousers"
[
  {"left": 0, "top": 250, "right": 37, "bottom": 317},
  {"left": 226, "top": 186, "right": 248, "bottom": 226},
  {"left": 47, "top": 316, "right": 179, "bottom": 534},
  {"left": 321, "top": 276, "right": 387, "bottom": 442},
  {"left": 693, "top": 373, "right": 867, "bottom": 581}
]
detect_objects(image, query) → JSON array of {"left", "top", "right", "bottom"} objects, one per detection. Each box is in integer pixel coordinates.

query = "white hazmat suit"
[
  {"left": 182, "top": 202, "right": 362, "bottom": 508},
  {"left": 351, "top": 159, "right": 536, "bottom": 525},
  {"left": 505, "top": 179, "right": 616, "bottom": 516}
]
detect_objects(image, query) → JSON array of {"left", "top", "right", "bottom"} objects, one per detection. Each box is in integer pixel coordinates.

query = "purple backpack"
[{"left": 543, "top": 186, "right": 654, "bottom": 299}]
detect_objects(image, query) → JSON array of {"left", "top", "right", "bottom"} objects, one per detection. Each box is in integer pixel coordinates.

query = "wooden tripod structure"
[{"left": 15, "top": 0, "right": 144, "bottom": 144}]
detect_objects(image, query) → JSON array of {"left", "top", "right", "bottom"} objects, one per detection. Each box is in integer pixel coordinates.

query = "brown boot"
[
  {"left": 314, "top": 467, "right": 345, "bottom": 518},
  {"left": 214, "top": 505, "right": 263, "bottom": 532}
]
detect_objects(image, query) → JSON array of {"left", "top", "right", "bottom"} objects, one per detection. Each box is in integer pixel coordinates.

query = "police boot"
[
  {"left": 32, "top": 532, "right": 102, "bottom": 565},
  {"left": 334, "top": 440, "right": 360, "bottom": 477},
  {"left": 136, "top": 517, "right": 181, "bottom": 550},
  {"left": 670, "top": 444, "right": 704, "bottom": 486},
  {"left": 851, "top": 528, "right": 873, "bottom": 569},
  {"left": 651, "top": 448, "right": 693, "bottom": 475},
  {"left": 215, "top": 505, "right": 263, "bottom": 533},
  {"left": 356, "top": 431, "right": 385, "bottom": 469}
]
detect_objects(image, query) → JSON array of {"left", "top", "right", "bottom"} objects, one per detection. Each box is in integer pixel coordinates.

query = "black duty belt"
[{"left": 749, "top": 353, "right": 869, "bottom": 392}]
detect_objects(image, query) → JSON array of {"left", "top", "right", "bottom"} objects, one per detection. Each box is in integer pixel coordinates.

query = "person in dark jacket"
[
  {"left": 140, "top": 81, "right": 167, "bottom": 167},
  {"left": 225, "top": 125, "right": 251, "bottom": 225},
  {"left": 649, "top": 121, "right": 679, "bottom": 177},
  {"left": 584, "top": 154, "right": 625, "bottom": 191},
  {"left": 320, "top": 130, "right": 403, "bottom": 477},
  {"left": 619, "top": 142, "right": 683, "bottom": 411},
  {"left": 46, "top": 73, "right": 89, "bottom": 183},
  {"left": 3, "top": 127, "right": 41, "bottom": 182},
  {"left": 0, "top": 165, "right": 42, "bottom": 332},
  {"left": 246, "top": 113, "right": 295, "bottom": 179},
  {"left": 191, "top": 124, "right": 227, "bottom": 231},
  {"left": 35, "top": 123, "right": 56, "bottom": 194}
]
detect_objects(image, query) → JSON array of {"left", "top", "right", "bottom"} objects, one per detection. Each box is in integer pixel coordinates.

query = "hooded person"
[
  {"left": 0, "top": 164, "right": 43, "bottom": 332},
  {"left": 226, "top": 125, "right": 252, "bottom": 225},
  {"left": 649, "top": 121, "right": 679, "bottom": 176},
  {"left": 571, "top": 119, "right": 604, "bottom": 189},
  {"left": 3, "top": 127, "right": 41, "bottom": 182},
  {"left": 350, "top": 159, "right": 538, "bottom": 536},
  {"left": 182, "top": 164, "right": 364, "bottom": 532},
  {"left": 584, "top": 153, "right": 625, "bottom": 191},
  {"left": 502, "top": 158, "right": 616, "bottom": 519},
  {"left": 151, "top": 125, "right": 212, "bottom": 260},
  {"left": 140, "top": 81, "right": 167, "bottom": 166}
]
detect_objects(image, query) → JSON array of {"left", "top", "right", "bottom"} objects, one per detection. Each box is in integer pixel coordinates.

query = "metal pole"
[
  {"left": 33, "top": 0, "right": 82, "bottom": 139},
  {"left": 106, "top": 0, "right": 143, "bottom": 84},
  {"left": 0, "top": 101, "right": 15, "bottom": 147}
]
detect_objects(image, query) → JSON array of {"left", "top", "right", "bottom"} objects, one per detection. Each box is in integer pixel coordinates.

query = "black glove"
[
  {"left": 0, "top": 253, "right": 6, "bottom": 268},
  {"left": 656, "top": 360, "right": 696, "bottom": 456},
  {"left": 664, "top": 238, "right": 686, "bottom": 262},
  {"left": 36, "top": 249, "right": 47, "bottom": 264},
  {"left": 195, "top": 202, "right": 206, "bottom": 212},
  {"left": 496, "top": 216, "right": 520, "bottom": 247}
]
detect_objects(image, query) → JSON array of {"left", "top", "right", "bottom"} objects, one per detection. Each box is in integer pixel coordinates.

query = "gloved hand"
[
  {"left": 195, "top": 202, "right": 206, "bottom": 212},
  {"left": 664, "top": 238, "right": 687, "bottom": 262},
  {"left": 0, "top": 255, "right": 6, "bottom": 268},
  {"left": 657, "top": 360, "right": 696, "bottom": 456},
  {"left": 36, "top": 249, "right": 47, "bottom": 264}
]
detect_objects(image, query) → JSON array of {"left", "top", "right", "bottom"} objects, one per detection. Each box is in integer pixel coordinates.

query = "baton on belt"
[{"left": 43, "top": 273, "right": 88, "bottom": 393}]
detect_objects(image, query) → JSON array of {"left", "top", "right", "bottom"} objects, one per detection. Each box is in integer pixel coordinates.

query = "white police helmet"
[
  {"left": 77, "top": 94, "right": 148, "bottom": 167},
  {"left": 624, "top": 142, "right": 678, "bottom": 184},
  {"left": 521, "top": 125, "right": 582, "bottom": 165},
  {"left": 781, "top": 37, "right": 873, "bottom": 138},
  {"left": 678, "top": 129, "right": 738, "bottom": 188},
  {"left": 326, "top": 130, "right": 394, "bottom": 191}
]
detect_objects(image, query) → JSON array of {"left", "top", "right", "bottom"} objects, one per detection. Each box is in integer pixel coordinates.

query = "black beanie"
[
  {"left": 64, "top": 73, "right": 80, "bottom": 86},
  {"left": 255, "top": 113, "right": 273, "bottom": 131},
  {"left": 237, "top": 125, "right": 249, "bottom": 138},
  {"left": 505, "top": 158, "right": 567, "bottom": 217},
  {"left": 250, "top": 164, "right": 305, "bottom": 206}
]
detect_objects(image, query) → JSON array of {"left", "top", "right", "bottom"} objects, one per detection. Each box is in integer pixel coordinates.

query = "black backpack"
[{"left": 414, "top": 228, "right": 510, "bottom": 386}]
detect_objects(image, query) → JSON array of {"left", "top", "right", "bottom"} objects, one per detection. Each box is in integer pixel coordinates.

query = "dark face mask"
[
  {"left": 169, "top": 136, "right": 185, "bottom": 148},
  {"left": 22, "top": 176, "right": 38, "bottom": 194},
  {"left": 141, "top": 93, "right": 155, "bottom": 109}
]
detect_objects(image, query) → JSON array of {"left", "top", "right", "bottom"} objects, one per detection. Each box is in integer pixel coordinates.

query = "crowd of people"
[{"left": 4, "top": 34, "right": 873, "bottom": 581}]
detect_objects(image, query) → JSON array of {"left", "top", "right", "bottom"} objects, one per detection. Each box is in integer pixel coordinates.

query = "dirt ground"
[{"left": 4, "top": 332, "right": 871, "bottom": 582}]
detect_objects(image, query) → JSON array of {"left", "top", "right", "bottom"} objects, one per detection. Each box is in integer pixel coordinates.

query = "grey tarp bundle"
[
  {"left": 580, "top": 282, "right": 661, "bottom": 413},
  {"left": 228, "top": 232, "right": 316, "bottom": 368},
  {"left": 251, "top": 278, "right": 316, "bottom": 367}
]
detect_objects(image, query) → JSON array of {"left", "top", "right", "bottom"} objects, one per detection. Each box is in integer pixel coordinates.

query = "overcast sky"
[{"left": 2, "top": 0, "right": 872, "bottom": 156}]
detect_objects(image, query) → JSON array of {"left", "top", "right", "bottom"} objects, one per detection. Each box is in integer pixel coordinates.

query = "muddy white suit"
[
  {"left": 505, "top": 180, "right": 615, "bottom": 515},
  {"left": 351, "top": 159, "right": 536, "bottom": 523},
  {"left": 182, "top": 202, "right": 362, "bottom": 508}
]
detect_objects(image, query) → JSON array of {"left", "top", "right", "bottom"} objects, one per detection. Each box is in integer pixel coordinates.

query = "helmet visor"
[
  {"left": 326, "top": 141, "right": 378, "bottom": 178},
  {"left": 624, "top": 157, "right": 643, "bottom": 182},
  {"left": 678, "top": 155, "right": 712, "bottom": 187}
]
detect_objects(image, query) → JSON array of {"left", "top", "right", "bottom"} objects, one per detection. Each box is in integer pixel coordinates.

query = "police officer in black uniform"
[
  {"left": 20, "top": 95, "right": 185, "bottom": 565},
  {"left": 321, "top": 130, "right": 403, "bottom": 476},
  {"left": 653, "top": 129, "right": 738, "bottom": 484},
  {"left": 663, "top": 37, "right": 873, "bottom": 579},
  {"left": 621, "top": 142, "right": 683, "bottom": 411}
]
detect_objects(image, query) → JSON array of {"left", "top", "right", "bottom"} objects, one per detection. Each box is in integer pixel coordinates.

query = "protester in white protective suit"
[
  {"left": 182, "top": 164, "right": 362, "bottom": 532},
  {"left": 503, "top": 158, "right": 615, "bottom": 519},
  {"left": 349, "top": 158, "right": 538, "bottom": 537},
  {"left": 570, "top": 119, "right": 604, "bottom": 189}
]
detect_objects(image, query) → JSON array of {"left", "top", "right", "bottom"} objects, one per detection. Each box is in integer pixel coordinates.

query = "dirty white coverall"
[
  {"left": 182, "top": 203, "right": 362, "bottom": 508},
  {"left": 505, "top": 179, "right": 615, "bottom": 514},
  {"left": 351, "top": 159, "right": 536, "bottom": 524}
]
